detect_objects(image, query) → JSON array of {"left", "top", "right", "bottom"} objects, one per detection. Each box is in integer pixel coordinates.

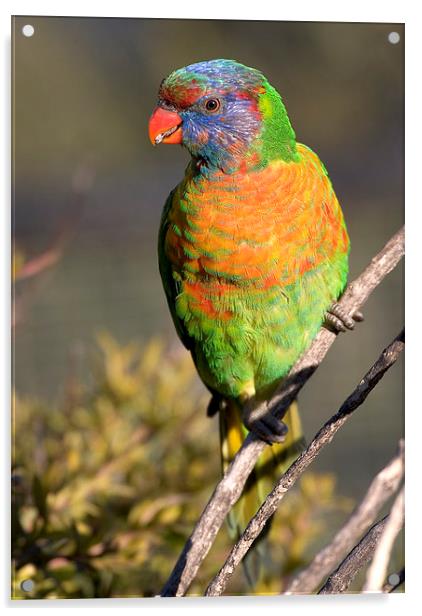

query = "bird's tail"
[{"left": 219, "top": 398, "right": 305, "bottom": 590}]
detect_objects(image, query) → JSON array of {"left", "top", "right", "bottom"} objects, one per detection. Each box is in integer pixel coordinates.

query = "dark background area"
[{"left": 13, "top": 17, "right": 404, "bottom": 500}]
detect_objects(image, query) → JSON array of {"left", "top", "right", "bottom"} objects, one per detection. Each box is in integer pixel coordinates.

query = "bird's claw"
[
  {"left": 243, "top": 403, "right": 288, "bottom": 445},
  {"left": 324, "top": 302, "right": 364, "bottom": 333}
]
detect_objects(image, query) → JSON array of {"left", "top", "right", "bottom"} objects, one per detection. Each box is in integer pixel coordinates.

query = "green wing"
[{"left": 158, "top": 189, "right": 192, "bottom": 350}]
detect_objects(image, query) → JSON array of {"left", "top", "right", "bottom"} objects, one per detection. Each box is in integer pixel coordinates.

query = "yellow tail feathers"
[{"left": 219, "top": 399, "right": 305, "bottom": 588}]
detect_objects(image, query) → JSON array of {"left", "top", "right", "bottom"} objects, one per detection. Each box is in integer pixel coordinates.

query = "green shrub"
[{"left": 12, "top": 334, "right": 352, "bottom": 598}]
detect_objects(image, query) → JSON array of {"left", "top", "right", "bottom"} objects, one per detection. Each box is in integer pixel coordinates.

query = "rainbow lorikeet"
[{"left": 149, "top": 59, "right": 359, "bottom": 584}]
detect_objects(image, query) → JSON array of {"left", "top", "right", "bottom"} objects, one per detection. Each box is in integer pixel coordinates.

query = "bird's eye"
[{"left": 205, "top": 98, "right": 220, "bottom": 113}]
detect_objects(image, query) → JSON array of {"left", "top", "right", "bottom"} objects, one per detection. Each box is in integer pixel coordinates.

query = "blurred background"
[{"left": 12, "top": 17, "right": 404, "bottom": 598}]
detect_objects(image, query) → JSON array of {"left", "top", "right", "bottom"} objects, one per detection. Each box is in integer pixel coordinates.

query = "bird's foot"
[
  {"left": 324, "top": 302, "right": 364, "bottom": 333},
  {"left": 242, "top": 401, "right": 288, "bottom": 445}
]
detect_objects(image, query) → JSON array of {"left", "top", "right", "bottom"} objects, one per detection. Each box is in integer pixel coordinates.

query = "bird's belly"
[
  {"left": 176, "top": 262, "right": 339, "bottom": 399},
  {"left": 164, "top": 160, "right": 349, "bottom": 398}
]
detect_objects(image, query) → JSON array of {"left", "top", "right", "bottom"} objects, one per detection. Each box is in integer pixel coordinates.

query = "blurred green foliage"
[{"left": 12, "top": 334, "right": 354, "bottom": 598}]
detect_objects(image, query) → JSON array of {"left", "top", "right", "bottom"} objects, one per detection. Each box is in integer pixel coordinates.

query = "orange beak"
[{"left": 149, "top": 107, "right": 183, "bottom": 145}]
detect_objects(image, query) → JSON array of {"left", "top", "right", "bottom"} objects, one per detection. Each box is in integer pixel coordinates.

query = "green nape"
[{"left": 257, "top": 82, "right": 299, "bottom": 164}]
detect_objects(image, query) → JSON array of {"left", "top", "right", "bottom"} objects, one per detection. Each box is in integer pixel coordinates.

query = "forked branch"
[
  {"left": 363, "top": 487, "right": 405, "bottom": 592},
  {"left": 161, "top": 226, "right": 405, "bottom": 597},
  {"left": 318, "top": 516, "right": 389, "bottom": 594},
  {"left": 285, "top": 440, "right": 404, "bottom": 594},
  {"left": 206, "top": 331, "right": 404, "bottom": 595}
]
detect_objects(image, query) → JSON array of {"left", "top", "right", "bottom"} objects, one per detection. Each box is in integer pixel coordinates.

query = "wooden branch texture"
[
  {"left": 318, "top": 517, "right": 389, "bottom": 594},
  {"left": 363, "top": 487, "right": 405, "bottom": 591},
  {"left": 161, "top": 226, "right": 405, "bottom": 597},
  {"left": 285, "top": 440, "right": 404, "bottom": 594},
  {"left": 205, "top": 330, "right": 404, "bottom": 596}
]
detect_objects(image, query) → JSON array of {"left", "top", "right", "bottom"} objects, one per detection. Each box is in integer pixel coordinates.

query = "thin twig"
[
  {"left": 363, "top": 487, "right": 405, "bottom": 591},
  {"left": 285, "top": 440, "right": 404, "bottom": 594},
  {"left": 161, "top": 227, "right": 404, "bottom": 597},
  {"left": 318, "top": 517, "right": 389, "bottom": 594},
  {"left": 205, "top": 330, "right": 404, "bottom": 596}
]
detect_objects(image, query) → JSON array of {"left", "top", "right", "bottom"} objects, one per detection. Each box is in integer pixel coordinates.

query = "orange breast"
[{"left": 165, "top": 143, "right": 349, "bottom": 292}]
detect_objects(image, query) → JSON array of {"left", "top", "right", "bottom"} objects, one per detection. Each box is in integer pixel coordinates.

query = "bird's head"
[{"left": 149, "top": 59, "right": 298, "bottom": 173}]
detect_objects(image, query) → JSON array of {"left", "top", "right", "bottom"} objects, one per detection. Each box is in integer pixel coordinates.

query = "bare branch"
[
  {"left": 285, "top": 440, "right": 404, "bottom": 594},
  {"left": 318, "top": 517, "right": 389, "bottom": 594},
  {"left": 205, "top": 331, "right": 404, "bottom": 596},
  {"left": 363, "top": 487, "right": 405, "bottom": 591},
  {"left": 161, "top": 227, "right": 404, "bottom": 597}
]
